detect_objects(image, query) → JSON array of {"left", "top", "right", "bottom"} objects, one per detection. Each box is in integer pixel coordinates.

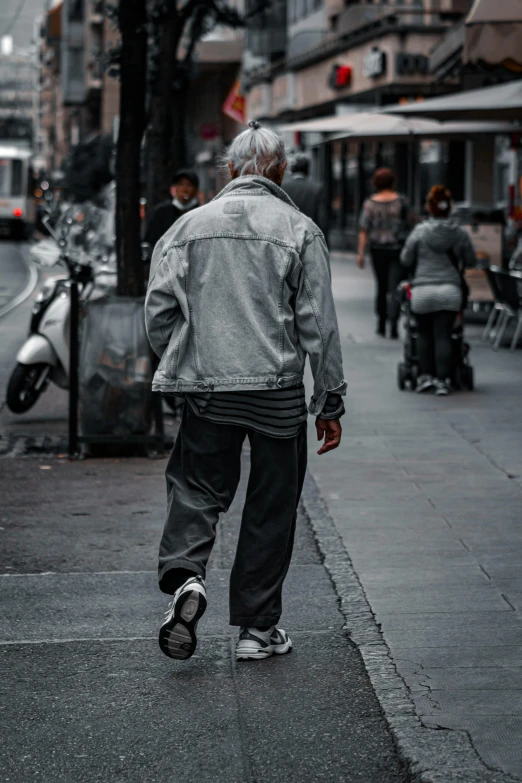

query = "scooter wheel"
[{"left": 6, "top": 363, "right": 47, "bottom": 414}]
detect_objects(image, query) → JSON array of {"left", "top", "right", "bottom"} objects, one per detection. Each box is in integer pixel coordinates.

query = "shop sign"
[
  {"left": 222, "top": 80, "right": 246, "bottom": 124},
  {"left": 328, "top": 64, "right": 352, "bottom": 90},
  {"left": 396, "top": 53, "right": 429, "bottom": 76},
  {"left": 364, "top": 48, "right": 387, "bottom": 79}
]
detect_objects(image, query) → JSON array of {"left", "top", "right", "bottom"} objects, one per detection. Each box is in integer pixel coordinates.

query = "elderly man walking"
[{"left": 145, "top": 121, "right": 346, "bottom": 662}]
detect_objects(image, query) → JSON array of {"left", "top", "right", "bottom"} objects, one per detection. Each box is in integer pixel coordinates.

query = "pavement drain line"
[{"left": 301, "top": 471, "right": 520, "bottom": 783}]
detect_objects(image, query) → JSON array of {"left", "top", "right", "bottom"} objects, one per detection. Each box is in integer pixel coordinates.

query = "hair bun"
[
  {"left": 432, "top": 185, "right": 449, "bottom": 200},
  {"left": 248, "top": 120, "right": 261, "bottom": 130}
]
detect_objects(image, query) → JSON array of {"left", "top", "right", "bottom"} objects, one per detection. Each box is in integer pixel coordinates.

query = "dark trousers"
[
  {"left": 159, "top": 404, "right": 307, "bottom": 627},
  {"left": 370, "top": 247, "right": 405, "bottom": 327},
  {"left": 416, "top": 310, "right": 456, "bottom": 380}
]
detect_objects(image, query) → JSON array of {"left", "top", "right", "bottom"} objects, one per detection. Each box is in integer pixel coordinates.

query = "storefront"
[{"left": 281, "top": 115, "right": 517, "bottom": 251}]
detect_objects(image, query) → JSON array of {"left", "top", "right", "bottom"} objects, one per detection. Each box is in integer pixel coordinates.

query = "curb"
[{"left": 301, "top": 471, "right": 519, "bottom": 783}]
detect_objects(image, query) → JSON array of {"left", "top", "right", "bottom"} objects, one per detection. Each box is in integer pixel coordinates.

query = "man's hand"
[
  {"left": 316, "top": 417, "right": 342, "bottom": 455},
  {"left": 356, "top": 252, "right": 365, "bottom": 269}
]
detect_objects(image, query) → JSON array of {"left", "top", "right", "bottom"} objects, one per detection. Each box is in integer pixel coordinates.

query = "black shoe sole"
[{"left": 158, "top": 588, "right": 207, "bottom": 660}]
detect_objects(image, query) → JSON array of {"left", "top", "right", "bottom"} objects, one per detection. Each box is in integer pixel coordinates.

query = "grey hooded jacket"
[
  {"left": 401, "top": 217, "right": 477, "bottom": 286},
  {"left": 144, "top": 175, "right": 346, "bottom": 415}
]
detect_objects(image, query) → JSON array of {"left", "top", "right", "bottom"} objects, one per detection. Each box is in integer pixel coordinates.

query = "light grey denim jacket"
[{"left": 145, "top": 175, "right": 346, "bottom": 415}]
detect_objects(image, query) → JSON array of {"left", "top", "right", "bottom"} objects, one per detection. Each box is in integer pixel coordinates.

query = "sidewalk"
[
  {"left": 2, "top": 248, "right": 522, "bottom": 781},
  {"left": 0, "top": 451, "right": 408, "bottom": 781},
  {"left": 303, "top": 253, "right": 522, "bottom": 781}
]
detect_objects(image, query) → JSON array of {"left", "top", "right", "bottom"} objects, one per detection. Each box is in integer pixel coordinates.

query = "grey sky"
[{"left": 0, "top": 0, "right": 51, "bottom": 53}]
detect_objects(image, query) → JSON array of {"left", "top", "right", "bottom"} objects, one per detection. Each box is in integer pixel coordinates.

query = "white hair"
[{"left": 226, "top": 120, "right": 286, "bottom": 178}]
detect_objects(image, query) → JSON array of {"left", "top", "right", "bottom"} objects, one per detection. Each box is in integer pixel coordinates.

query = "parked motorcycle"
[{"left": 6, "top": 210, "right": 117, "bottom": 414}]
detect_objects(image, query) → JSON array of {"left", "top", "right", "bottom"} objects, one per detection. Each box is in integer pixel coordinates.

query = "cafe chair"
[
  {"left": 488, "top": 269, "right": 522, "bottom": 350},
  {"left": 483, "top": 266, "right": 506, "bottom": 342}
]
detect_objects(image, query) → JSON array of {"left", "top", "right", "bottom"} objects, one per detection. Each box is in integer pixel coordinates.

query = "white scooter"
[{"left": 6, "top": 215, "right": 116, "bottom": 414}]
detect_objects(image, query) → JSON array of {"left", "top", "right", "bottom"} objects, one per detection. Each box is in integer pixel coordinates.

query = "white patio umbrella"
[
  {"left": 279, "top": 112, "right": 516, "bottom": 140},
  {"left": 279, "top": 112, "right": 441, "bottom": 138}
]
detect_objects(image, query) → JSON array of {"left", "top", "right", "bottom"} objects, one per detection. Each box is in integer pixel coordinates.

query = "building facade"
[
  {"left": 240, "top": 0, "right": 522, "bottom": 247},
  {"left": 243, "top": 0, "right": 471, "bottom": 124},
  {"left": 37, "top": 0, "right": 244, "bottom": 198}
]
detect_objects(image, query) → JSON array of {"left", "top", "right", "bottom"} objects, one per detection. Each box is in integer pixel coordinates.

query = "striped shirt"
[{"left": 185, "top": 383, "right": 344, "bottom": 439}]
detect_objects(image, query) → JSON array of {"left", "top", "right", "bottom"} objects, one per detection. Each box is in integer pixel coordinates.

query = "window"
[
  {"left": 69, "top": 0, "right": 84, "bottom": 21},
  {"left": 0, "top": 160, "right": 8, "bottom": 196},
  {"left": 11, "top": 159, "right": 23, "bottom": 197},
  {"left": 69, "top": 48, "right": 84, "bottom": 80}
]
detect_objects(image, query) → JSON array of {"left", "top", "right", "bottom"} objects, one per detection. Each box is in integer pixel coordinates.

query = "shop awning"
[
  {"left": 464, "top": 0, "right": 522, "bottom": 70},
  {"left": 279, "top": 112, "right": 516, "bottom": 141},
  {"left": 279, "top": 113, "right": 440, "bottom": 135},
  {"left": 382, "top": 80, "right": 522, "bottom": 120}
]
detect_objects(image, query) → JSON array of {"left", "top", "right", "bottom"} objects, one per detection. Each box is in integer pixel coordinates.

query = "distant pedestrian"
[
  {"left": 144, "top": 170, "right": 200, "bottom": 252},
  {"left": 401, "top": 185, "right": 477, "bottom": 396},
  {"left": 357, "top": 168, "right": 415, "bottom": 338},
  {"left": 145, "top": 121, "right": 346, "bottom": 663},
  {"left": 282, "top": 154, "right": 329, "bottom": 242}
]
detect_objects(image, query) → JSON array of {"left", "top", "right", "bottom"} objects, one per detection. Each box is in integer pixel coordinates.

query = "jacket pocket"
[{"left": 159, "top": 320, "right": 188, "bottom": 378}]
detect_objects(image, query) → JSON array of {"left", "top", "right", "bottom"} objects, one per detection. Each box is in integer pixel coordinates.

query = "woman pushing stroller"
[{"left": 400, "top": 186, "right": 477, "bottom": 396}]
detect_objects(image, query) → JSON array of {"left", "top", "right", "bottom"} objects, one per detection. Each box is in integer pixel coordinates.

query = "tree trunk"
[
  {"left": 115, "top": 0, "right": 147, "bottom": 297},
  {"left": 169, "top": 71, "right": 189, "bottom": 177},
  {"left": 146, "top": 13, "right": 184, "bottom": 213}
]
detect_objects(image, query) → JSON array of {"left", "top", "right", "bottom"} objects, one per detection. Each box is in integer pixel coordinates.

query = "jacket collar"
[{"left": 212, "top": 175, "right": 297, "bottom": 209}]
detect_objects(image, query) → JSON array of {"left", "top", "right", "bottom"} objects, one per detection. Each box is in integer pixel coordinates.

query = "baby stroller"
[{"left": 396, "top": 282, "right": 474, "bottom": 392}]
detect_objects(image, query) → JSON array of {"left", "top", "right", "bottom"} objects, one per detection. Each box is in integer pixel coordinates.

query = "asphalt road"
[{"left": 0, "top": 239, "right": 30, "bottom": 314}]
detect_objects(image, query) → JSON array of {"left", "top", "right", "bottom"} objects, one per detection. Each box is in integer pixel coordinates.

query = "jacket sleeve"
[
  {"left": 401, "top": 227, "right": 420, "bottom": 268},
  {"left": 144, "top": 240, "right": 180, "bottom": 359},
  {"left": 293, "top": 234, "right": 346, "bottom": 416}
]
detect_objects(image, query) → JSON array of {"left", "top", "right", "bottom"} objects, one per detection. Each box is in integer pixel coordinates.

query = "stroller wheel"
[
  {"left": 452, "top": 366, "right": 463, "bottom": 391},
  {"left": 409, "top": 364, "right": 418, "bottom": 391},
  {"left": 397, "top": 363, "right": 407, "bottom": 391}
]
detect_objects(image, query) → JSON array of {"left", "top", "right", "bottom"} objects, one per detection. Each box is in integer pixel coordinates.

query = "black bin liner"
[{"left": 79, "top": 297, "right": 152, "bottom": 437}]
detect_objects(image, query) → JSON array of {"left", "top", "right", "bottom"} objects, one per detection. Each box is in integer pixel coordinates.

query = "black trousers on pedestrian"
[
  {"left": 158, "top": 404, "right": 307, "bottom": 627},
  {"left": 415, "top": 310, "right": 456, "bottom": 380},
  {"left": 370, "top": 247, "right": 405, "bottom": 328}
]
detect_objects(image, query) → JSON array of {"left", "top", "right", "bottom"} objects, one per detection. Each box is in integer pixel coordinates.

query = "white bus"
[{"left": 0, "top": 144, "right": 35, "bottom": 239}]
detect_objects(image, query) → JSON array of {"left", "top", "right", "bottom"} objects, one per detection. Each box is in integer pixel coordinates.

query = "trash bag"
[{"left": 79, "top": 297, "right": 152, "bottom": 438}]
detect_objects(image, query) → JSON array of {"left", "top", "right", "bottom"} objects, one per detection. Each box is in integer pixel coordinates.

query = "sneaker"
[
  {"left": 416, "top": 374, "right": 435, "bottom": 393},
  {"left": 159, "top": 576, "right": 207, "bottom": 660},
  {"left": 435, "top": 378, "right": 451, "bottom": 396},
  {"left": 235, "top": 626, "right": 293, "bottom": 661}
]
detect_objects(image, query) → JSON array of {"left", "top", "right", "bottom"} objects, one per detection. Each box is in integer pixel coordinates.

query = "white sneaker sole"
[
  {"left": 159, "top": 587, "right": 207, "bottom": 660},
  {"left": 236, "top": 638, "right": 293, "bottom": 662}
]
